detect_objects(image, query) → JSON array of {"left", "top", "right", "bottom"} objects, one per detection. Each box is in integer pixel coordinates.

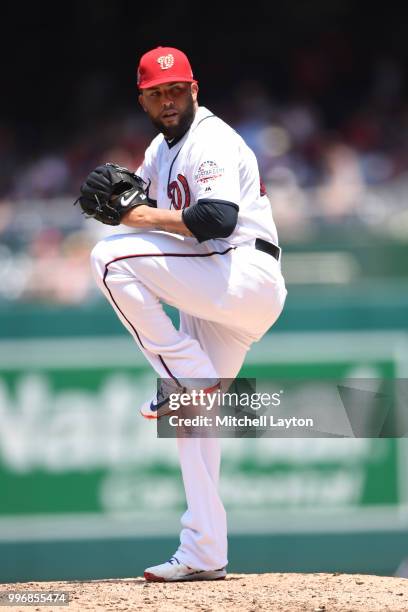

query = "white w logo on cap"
[{"left": 157, "top": 54, "right": 174, "bottom": 70}]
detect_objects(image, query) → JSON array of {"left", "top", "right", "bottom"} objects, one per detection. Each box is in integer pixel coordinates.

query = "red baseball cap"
[{"left": 137, "top": 46, "right": 196, "bottom": 89}]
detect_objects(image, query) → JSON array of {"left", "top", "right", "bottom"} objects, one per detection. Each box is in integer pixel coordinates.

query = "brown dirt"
[{"left": 1, "top": 572, "right": 407, "bottom": 611}]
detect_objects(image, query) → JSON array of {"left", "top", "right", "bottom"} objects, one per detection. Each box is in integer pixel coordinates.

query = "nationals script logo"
[
  {"left": 168, "top": 174, "right": 191, "bottom": 209},
  {"left": 157, "top": 54, "right": 174, "bottom": 70}
]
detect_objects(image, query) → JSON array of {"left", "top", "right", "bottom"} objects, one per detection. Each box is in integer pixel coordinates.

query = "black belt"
[{"left": 255, "top": 238, "right": 281, "bottom": 261}]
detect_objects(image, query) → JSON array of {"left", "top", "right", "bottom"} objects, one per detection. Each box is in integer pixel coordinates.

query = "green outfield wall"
[{"left": 1, "top": 280, "right": 408, "bottom": 582}]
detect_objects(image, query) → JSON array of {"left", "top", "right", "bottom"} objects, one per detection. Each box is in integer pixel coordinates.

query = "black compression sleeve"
[{"left": 182, "top": 199, "right": 239, "bottom": 243}]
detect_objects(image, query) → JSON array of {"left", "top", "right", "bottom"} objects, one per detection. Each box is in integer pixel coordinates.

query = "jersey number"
[{"left": 168, "top": 174, "right": 191, "bottom": 210}]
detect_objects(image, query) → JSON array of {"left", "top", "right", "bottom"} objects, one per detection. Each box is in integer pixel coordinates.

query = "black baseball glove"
[{"left": 75, "top": 162, "right": 152, "bottom": 226}]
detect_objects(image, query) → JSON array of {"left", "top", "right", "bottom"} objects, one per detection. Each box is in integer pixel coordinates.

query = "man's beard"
[{"left": 150, "top": 95, "right": 196, "bottom": 140}]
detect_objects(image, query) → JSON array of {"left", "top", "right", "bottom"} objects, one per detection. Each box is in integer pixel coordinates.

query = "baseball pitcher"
[{"left": 75, "top": 46, "right": 287, "bottom": 581}]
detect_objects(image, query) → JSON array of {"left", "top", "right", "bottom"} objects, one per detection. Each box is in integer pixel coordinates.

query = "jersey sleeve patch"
[{"left": 194, "top": 160, "right": 225, "bottom": 185}]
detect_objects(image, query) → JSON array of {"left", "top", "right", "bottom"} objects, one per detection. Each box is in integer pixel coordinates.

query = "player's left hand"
[{"left": 74, "top": 162, "right": 154, "bottom": 226}]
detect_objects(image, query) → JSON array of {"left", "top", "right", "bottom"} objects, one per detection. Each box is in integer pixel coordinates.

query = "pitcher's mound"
[{"left": 1, "top": 572, "right": 407, "bottom": 611}]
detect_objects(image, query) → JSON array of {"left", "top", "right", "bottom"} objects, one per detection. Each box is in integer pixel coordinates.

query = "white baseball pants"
[{"left": 90, "top": 230, "right": 286, "bottom": 571}]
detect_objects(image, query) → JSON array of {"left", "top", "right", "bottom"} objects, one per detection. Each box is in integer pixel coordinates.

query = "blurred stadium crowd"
[{"left": 1, "top": 46, "right": 408, "bottom": 303}]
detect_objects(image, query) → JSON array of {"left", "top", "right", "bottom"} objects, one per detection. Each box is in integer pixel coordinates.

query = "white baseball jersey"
[{"left": 137, "top": 106, "right": 279, "bottom": 246}]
